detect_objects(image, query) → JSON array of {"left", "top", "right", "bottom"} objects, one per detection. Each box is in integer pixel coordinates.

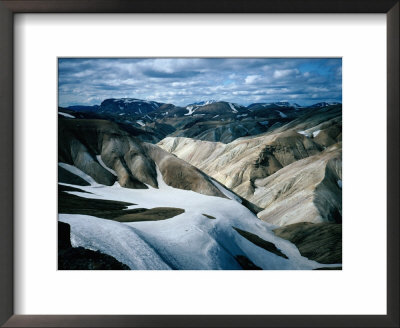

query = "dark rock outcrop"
[{"left": 273, "top": 222, "right": 342, "bottom": 264}]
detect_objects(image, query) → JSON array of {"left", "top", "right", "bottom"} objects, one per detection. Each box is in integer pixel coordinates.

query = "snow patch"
[
  {"left": 185, "top": 106, "right": 197, "bottom": 116},
  {"left": 210, "top": 179, "right": 242, "bottom": 203},
  {"left": 59, "top": 214, "right": 171, "bottom": 270},
  {"left": 277, "top": 110, "right": 287, "bottom": 118},
  {"left": 58, "top": 112, "right": 75, "bottom": 118},
  {"left": 136, "top": 120, "right": 145, "bottom": 127},
  {"left": 312, "top": 130, "right": 321, "bottom": 137},
  {"left": 58, "top": 162, "right": 98, "bottom": 185},
  {"left": 155, "top": 165, "right": 170, "bottom": 190},
  {"left": 297, "top": 130, "right": 310, "bottom": 137},
  {"left": 337, "top": 180, "right": 342, "bottom": 188},
  {"left": 228, "top": 103, "right": 238, "bottom": 113},
  {"left": 96, "top": 155, "right": 117, "bottom": 176}
]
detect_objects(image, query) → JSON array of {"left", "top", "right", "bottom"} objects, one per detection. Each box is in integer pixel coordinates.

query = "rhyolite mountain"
[
  {"left": 158, "top": 104, "right": 342, "bottom": 226},
  {"left": 58, "top": 118, "right": 226, "bottom": 197},
  {"left": 58, "top": 97, "right": 342, "bottom": 269}
]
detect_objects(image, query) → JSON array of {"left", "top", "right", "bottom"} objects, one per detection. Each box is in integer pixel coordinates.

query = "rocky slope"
[
  {"left": 273, "top": 222, "right": 342, "bottom": 264},
  {"left": 158, "top": 105, "right": 342, "bottom": 226},
  {"left": 58, "top": 117, "right": 225, "bottom": 198}
]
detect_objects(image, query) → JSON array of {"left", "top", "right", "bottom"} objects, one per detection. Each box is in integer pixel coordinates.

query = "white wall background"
[{"left": 14, "top": 14, "right": 386, "bottom": 315}]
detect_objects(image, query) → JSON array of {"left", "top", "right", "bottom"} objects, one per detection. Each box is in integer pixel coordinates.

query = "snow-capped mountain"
[
  {"left": 247, "top": 102, "right": 303, "bottom": 110},
  {"left": 61, "top": 97, "right": 341, "bottom": 144},
  {"left": 100, "top": 98, "right": 163, "bottom": 115},
  {"left": 186, "top": 100, "right": 218, "bottom": 107},
  {"left": 273, "top": 101, "right": 302, "bottom": 108}
]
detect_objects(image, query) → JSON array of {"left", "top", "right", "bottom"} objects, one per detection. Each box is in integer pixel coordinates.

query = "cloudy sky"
[{"left": 58, "top": 58, "right": 341, "bottom": 107}]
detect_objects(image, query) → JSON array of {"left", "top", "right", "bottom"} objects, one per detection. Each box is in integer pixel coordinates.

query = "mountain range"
[
  {"left": 58, "top": 97, "right": 342, "bottom": 269},
  {"left": 59, "top": 98, "right": 341, "bottom": 143}
]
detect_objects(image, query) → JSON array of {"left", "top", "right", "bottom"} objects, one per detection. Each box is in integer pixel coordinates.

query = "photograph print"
[{"left": 58, "top": 58, "right": 342, "bottom": 270}]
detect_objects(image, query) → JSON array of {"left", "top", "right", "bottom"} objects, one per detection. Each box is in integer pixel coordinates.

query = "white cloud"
[
  {"left": 245, "top": 75, "right": 260, "bottom": 84},
  {"left": 58, "top": 58, "right": 342, "bottom": 107},
  {"left": 273, "top": 69, "right": 299, "bottom": 79}
]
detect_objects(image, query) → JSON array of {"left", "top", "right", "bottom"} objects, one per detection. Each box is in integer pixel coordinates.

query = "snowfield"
[{"left": 59, "top": 164, "right": 340, "bottom": 270}]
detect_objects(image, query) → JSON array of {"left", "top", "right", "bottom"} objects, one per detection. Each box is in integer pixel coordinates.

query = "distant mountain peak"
[
  {"left": 273, "top": 101, "right": 302, "bottom": 108},
  {"left": 104, "top": 97, "right": 161, "bottom": 107},
  {"left": 100, "top": 98, "right": 163, "bottom": 115},
  {"left": 310, "top": 102, "right": 341, "bottom": 108},
  {"left": 186, "top": 100, "right": 218, "bottom": 108}
]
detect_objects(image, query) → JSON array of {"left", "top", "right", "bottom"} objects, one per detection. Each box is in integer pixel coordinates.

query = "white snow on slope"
[
  {"left": 228, "top": 103, "right": 238, "bottom": 113},
  {"left": 210, "top": 179, "right": 242, "bottom": 203},
  {"left": 59, "top": 214, "right": 171, "bottom": 270},
  {"left": 297, "top": 130, "right": 310, "bottom": 137},
  {"left": 58, "top": 163, "right": 98, "bottom": 185},
  {"left": 312, "top": 130, "right": 321, "bottom": 137},
  {"left": 337, "top": 180, "right": 342, "bottom": 188},
  {"left": 185, "top": 106, "right": 197, "bottom": 116},
  {"left": 277, "top": 110, "right": 287, "bottom": 118},
  {"left": 58, "top": 112, "right": 75, "bottom": 118},
  {"left": 136, "top": 120, "right": 145, "bottom": 127},
  {"left": 59, "top": 166, "right": 341, "bottom": 270},
  {"left": 96, "top": 155, "right": 117, "bottom": 176}
]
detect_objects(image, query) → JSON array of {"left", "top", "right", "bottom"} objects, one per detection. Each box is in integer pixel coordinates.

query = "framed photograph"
[{"left": 1, "top": 1, "right": 398, "bottom": 327}]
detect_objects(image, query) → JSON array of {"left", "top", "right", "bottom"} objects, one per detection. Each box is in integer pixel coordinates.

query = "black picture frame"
[{"left": 0, "top": 1, "right": 398, "bottom": 327}]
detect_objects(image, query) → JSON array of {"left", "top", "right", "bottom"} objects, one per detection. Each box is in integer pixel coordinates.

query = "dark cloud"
[{"left": 58, "top": 58, "right": 341, "bottom": 107}]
